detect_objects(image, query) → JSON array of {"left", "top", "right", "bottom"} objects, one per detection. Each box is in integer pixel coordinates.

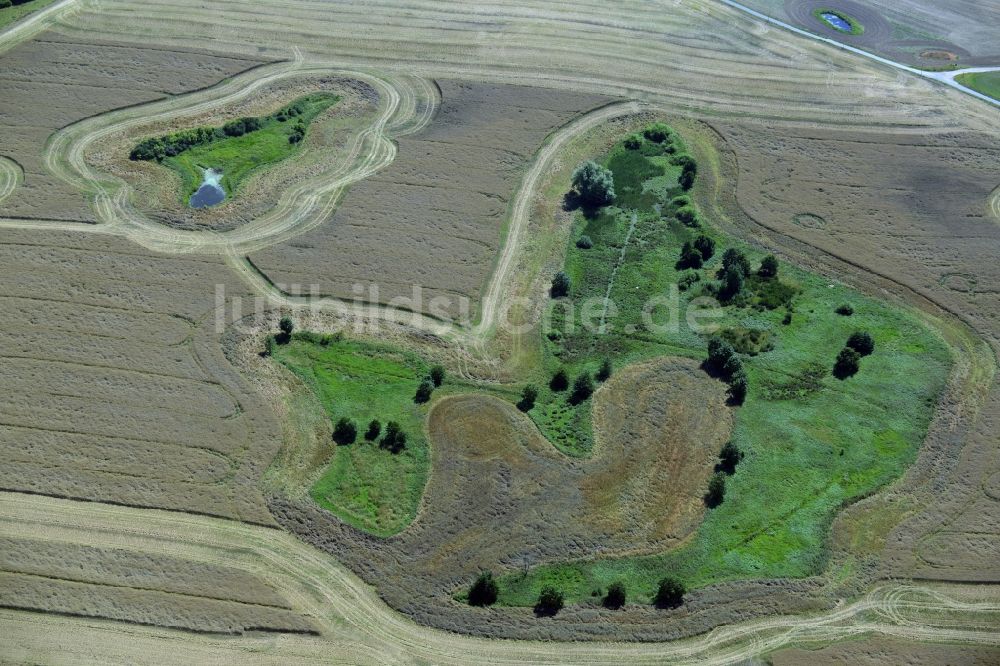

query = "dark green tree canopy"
[
  {"left": 333, "top": 417, "right": 357, "bottom": 445},
  {"left": 468, "top": 571, "right": 499, "bottom": 607},
  {"left": 535, "top": 586, "right": 564, "bottom": 616},
  {"left": 758, "top": 254, "right": 779, "bottom": 278},
  {"left": 654, "top": 576, "right": 686, "bottom": 608},
  {"left": 571, "top": 160, "right": 616, "bottom": 206},
  {"left": 846, "top": 331, "right": 875, "bottom": 356},
  {"left": 550, "top": 271, "right": 571, "bottom": 298}
]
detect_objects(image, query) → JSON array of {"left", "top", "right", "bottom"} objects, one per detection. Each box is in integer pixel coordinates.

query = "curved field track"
[
  {"left": 0, "top": 156, "right": 21, "bottom": 204},
  {"left": 3, "top": 492, "right": 1000, "bottom": 665}
]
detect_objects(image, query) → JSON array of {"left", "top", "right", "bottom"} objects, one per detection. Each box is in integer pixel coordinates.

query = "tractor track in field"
[{"left": 2, "top": 492, "right": 1000, "bottom": 665}]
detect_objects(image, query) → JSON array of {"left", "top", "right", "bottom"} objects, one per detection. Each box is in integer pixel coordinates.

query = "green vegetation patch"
[
  {"left": 0, "top": 0, "right": 61, "bottom": 29},
  {"left": 130, "top": 92, "right": 339, "bottom": 202},
  {"left": 956, "top": 71, "right": 1000, "bottom": 103},
  {"left": 499, "top": 123, "right": 950, "bottom": 605},
  {"left": 813, "top": 8, "right": 864, "bottom": 35},
  {"left": 272, "top": 335, "right": 431, "bottom": 536}
]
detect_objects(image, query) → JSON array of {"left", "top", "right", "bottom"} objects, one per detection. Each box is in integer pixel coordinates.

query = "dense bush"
[
  {"left": 364, "top": 419, "right": 381, "bottom": 441},
  {"left": 223, "top": 116, "right": 263, "bottom": 137},
  {"left": 718, "top": 441, "right": 743, "bottom": 474},
  {"left": 596, "top": 358, "right": 612, "bottom": 382},
  {"left": 642, "top": 123, "right": 671, "bottom": 143},
  {"left": 719, "top": 265, "right": 745, "bottom": 302},
  {"left": 277, "top": 316, "right": 294, "bottom": 344},
  {"left": 414, "top": 378, "right": 434, "bottom": 404},
  {"left": 603, "top": 582, "right": 626, "bottom": 609},
  {"left": 833, "top": 347, "right": 861, "bottom": 379},
  {"left": 623, "top": 134, "right": 642, "bottom": 150},
  {"left": 468, "top": 571, "right": 499, "bottom": 607},
  {"left": 576, "top": 235, "right": 594, "bottom": 249},
  {"left": 705, "top": 471, "right": 726, "bottom": 507},
  {"left": 678, "top": 271, "right": 700, "bottom": 292},
  {"left": 846, "top": 331, "right": 875, "bottom": 356},
  {"left": 430, "top": 365, "right": 446, "bottom": 387},
  {"left": 550, "top": 369, "right": 569, "bottom": 392},
  {"left": 693, "top": 234, "right": 715, "bottom": 260},
  {"left": 550, "top": 271, "right": 571, "bottom": 298},
  {"left": 333, "top": 417, "right": 357, "bottom": 445},
  {"left": 720, "top": 248, "right": 751, "bottom": 278},
  {"left": 570, "top": 372, "right": 594, "bottom": 405},
  {"left": 836, "top": 303, "right": 854, "bottom": 316},
  {"left": 380, "top": 421, "right": 407, "bottom": 453},
  {"left": 517, "top": 385, "right": 538, "bottom": 412},
  {"left": 535, "top": 586, "right": 564, "bottom": 616},
  {"left": 758, "top": 254, "right": 779, "bottom": 278},
  {"left": 571, "top": 160, "right": 615, "bottom": 206},
  {"left": 676, "top": 206, "right": 700, "bottom": 228},
  {"left": 654, "top": 577, "right": 685, "bottom": 608},
  {"left": 677, "top": 241, "right": 703, "bottom": 269}
]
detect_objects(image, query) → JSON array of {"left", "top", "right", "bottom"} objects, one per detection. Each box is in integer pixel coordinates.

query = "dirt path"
[
  {"left": 0, "top": 0, "right": 79, "bottom": 55},
  {"left": 2, "top": 492, "right": 998, "bottom": 665}
]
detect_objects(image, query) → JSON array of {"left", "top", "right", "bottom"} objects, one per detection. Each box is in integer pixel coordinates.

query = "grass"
[
  {"left": 0, "top": 0, "right": 61, "bottom": 30},
  {"left": 272, "top": 334, "right": 433, "bottom": 536},
  {"left": 496, "top": 124, "right": 950, "bottom": 605},
  {"left": 956, "top": 72, "right": 1000, "bottom": 102},
  {"left": 813, "top": 8, "right": 864, "bottom": 36},
  {"left": 158, "top": 93, "right": 338, "bottom": 202}
]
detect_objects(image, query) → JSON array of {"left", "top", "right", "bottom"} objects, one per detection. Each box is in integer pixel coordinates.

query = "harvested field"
[
  {"left": 770, "top": 637, "right": 1000, "bottom": 665},
  {"left": 0, "top": 228, "right": 280, "bottom": 524},
  {"left": 0, "top": 34, "right": 265, "bottom": 222},
  {"left": 249, "top": 81, "right": 610, "bottom": 321}
]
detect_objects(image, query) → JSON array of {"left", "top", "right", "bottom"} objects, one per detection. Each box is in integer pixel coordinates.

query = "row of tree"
[
  {"left": 333, "top": 417, "right": 408, "bottom": 453},
  {"left": 130, "top": 109, "right": 271, "bottom": 162},
  {"left": 467, "top": 571, "right": 686, "bottom": 614},
  {"left": 706, "top": 337, "right": 748, "bottom": 404}
]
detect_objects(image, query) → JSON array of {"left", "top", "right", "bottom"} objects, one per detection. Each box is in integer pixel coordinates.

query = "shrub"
[
  {"left": 705, "top": 471, "right": 726, "bottom": 507},
  {"left": 430, "top": 365, "right": 446, "bottom": 387},
  {"left": 707, "top": 337, "right": 737, "bottom": 371},
  {"left": 720, "top": 248, "right": 751, "bottom": 278},
  {"left": 782, "top": 310, "right": 793, "bottom": 325},
  {"left": 571, "top": 160, "right": 615, "bottom": 206},
  {"left": 604, "top": 582, "right": 626, "bottom": 609},
  {"left": 693, "top": 234, "right": 715, "bottom": 260},
  {"left": 676, "top": 206, "right": 700, "bottom": 228},
  {"left": 758, "top": 254, "right": 779, "bottom": 278},
  {"left": 623, "top": 134, "right": 642, "bottom": 150},
  {"left": 729, "top": 370, "right": 748, "bottom": 404},
  {"left": 678, "top": 271, "right": 700, "bottom": 291},
  {"left": 718, "top": 441, "right": 743, "bottom": 474},
  {"left": 468, "top": 571, "right": 499, "bottom": 607},
  {"left": 678, "top": 242, "right": 703, "bottom": 269},
  {"left": 671, "top": 195, "right": 690, "bottom": 208},
  {"left": 719, "top": 265, "right": 745, "bottom": 301},
  {"left": 0, "top": 1, "right": 12, "bottom": 9},
  {"left": 550, "top": 369, "right": 569, "bottom": 392},
  {"left": 576, "top": 235, "right": 594, "bottom": 249},
  {"left": 654, "top": 577, "right": 685, "bottom": 608},
  {"left": 846, "top": 331, "right": 875, "bottom": 356},
  {"left": 596, "top": 358, "right": 612, "bottom": 382},
  {"left": 836, "top": 303, "right": 854, "bottom": 316},
  {"left": 535, "top": 586, "right": 564, "bottom": 616},
  {"left": 364, "top": 419, "right": 381, "bottom": 441},
  {"left": 517, "top": 385, "right": 538, "bottom": 412},
  {"left": 380, "top": 421, "right": 407, "bottom": 453},
  {"left": 414, "top": 378, "right": 434, "bottom": 403},
  {"left": 263, "top": 335, "right": 276, "bottom": 357},
  {"left": 643, "top": 123, "right": 671, "bottom": 143},
  {"left": 833, "top": 347, "right": 861, "bottom": 379},
  {"left": 570, "top": 372, "right": 594, "bottom": 405},
  {"left": 277, "top": 316, "right": 294, "bottom": 344},
  {"left": 333, "top": 417, "right": 357, "bottom": 445},
  {"left": 550, "top": 271, "right": 571, "bottom": 298}
]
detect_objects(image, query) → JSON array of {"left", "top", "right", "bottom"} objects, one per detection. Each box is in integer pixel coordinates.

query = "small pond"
[
  {"left": 820, "top": 12, "right": 853, "bottom": 33},
  {"left": 190, "top": 168, "right": 225, "bottom": 208}
]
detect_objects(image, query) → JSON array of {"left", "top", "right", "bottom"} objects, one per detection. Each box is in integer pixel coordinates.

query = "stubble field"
[{"left": 1, "top": 0, "right": 999, "bottom": 662}]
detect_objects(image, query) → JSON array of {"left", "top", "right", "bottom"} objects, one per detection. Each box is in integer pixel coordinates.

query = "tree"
[
  {"left": 758, "top": 254, "right": 779, "bottom": 278},
  {"left": 705, "top": 471, "right": 726, "bottom": 507},
  {"left": 678, "top": 241, "right": 703, "bottom": 269},
  {"left": 571, "top": 160, "right": 615, "bottom": 206},
  {"left": 654, "top": 576, "right": 686, "bottom": 608},
  {"left": 468, "top": 571, "right": 499, "bottom": 607},
  {"left": 414, "top": 378, "right": 434, "bottom": 403},
  {"left": 381, "top": 421, "right": 407, "bottom": 453},
  {"left": 719, "top": 265, "right": 745, "bottom": 302},
  {"left": 596, "top": 358, "right": 612, "bottom": 382},
  {"left": 430, "top": 365, "right": 446, "bottom": 387},
  {"left": 694, "top": 235, "right": 715, "bottom": 260},
  {"left": 365, "top": 419, "right": 381, "bottom": 441},
  {"left": 550, "top": 369, "right": 569, "bottom": 392},
  {"left": 707, "top": 337, "right": 737, "bottom": 371},
  {"left": 535, "top": 586, "right": 564, "bottom": 616},
  {"left": 263, "top": 335, "right": 277, "bottom": 357},
  {"left": 333, "top": 417, "right": 357, "bottom": 445},
  {"left": 576, "top": 235, "right": 594, "bottom": 249},
  {"left": 833, "top": 347, "right": 861, "bottom": 379},
  {"left": 550, "top": 271, "right": 571, "bottom": 298},
  {"left": 835, "top": 303, "right": 854, "bottom": 316},
  {"left": 604, "top": 581, "right": 626, "bottom": 609},
  {"left": 846, "top": 331, "right": 875, "bottom": 356},
  {"left": 676, "top": 206, "right": 700, "bottom": 228},
  {"left": 278, "top": 316, "right": 294, "bottom": 343},
  {"left": 517, "top": 385, "right": 538, "bottom": 412},
  {"left": 570, "top": 372, "right": 594, "bottom": 405},
  {"left": 718, "top": 441, "right": 743, "bottom": 474},
  {"left": 720, "top": 248, "right": 751, "bottom": 278},
  {"left": 728, "top": 369, "right": 748, "bottom": 405}
]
